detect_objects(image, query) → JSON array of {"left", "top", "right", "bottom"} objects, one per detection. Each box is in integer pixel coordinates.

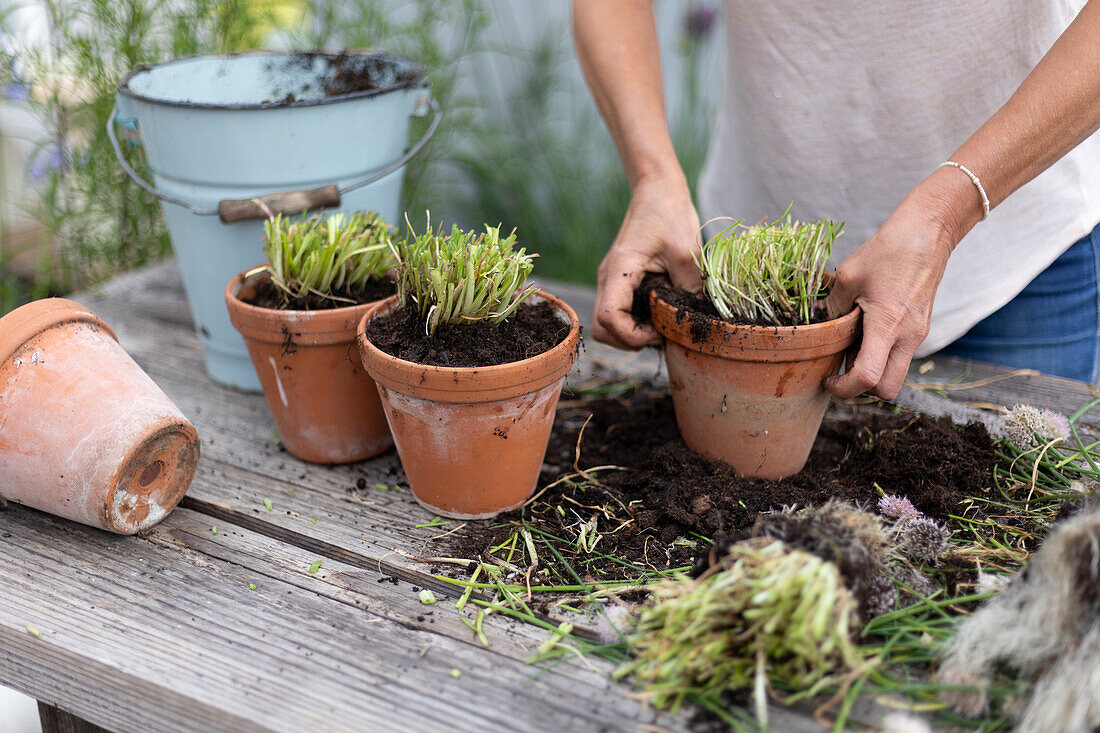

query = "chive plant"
[
  {"left": 697, "top": 212, "right": 842, "bottom": 326},
  {"left": 259, "top": 212, "right": 393, "bottom": 306},
  {"left": 393, "top": 219, "right": 538, "bottom": 336},
  {"left": 617, "top": 539, "right": 865, "bottom": 727}
]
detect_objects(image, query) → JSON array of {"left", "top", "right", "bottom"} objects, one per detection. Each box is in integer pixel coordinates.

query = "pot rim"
[
  {"left": 0, "top": 298, "right": 116, "bottom": 367},
  {"left": 225, "top": 268, "right": 392, "bottom": 346},
  {"left": 650, "top": 290, "right": 861, "bottom": 362},
  {"left": 357, "top": 290, "right": 581, "bottom": 403},
  {"left": 118, "top": 50, "right": 428, "bottom": 112}
]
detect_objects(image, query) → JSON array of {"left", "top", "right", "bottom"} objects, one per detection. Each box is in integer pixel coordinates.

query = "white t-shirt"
[{"left": 697, "top": 0, "right": 1100, "bottom": 355}]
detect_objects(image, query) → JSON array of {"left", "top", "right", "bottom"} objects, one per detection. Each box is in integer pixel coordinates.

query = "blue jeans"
[{"left": 937, "top": 223, "right": 1100, "bottom": 383}]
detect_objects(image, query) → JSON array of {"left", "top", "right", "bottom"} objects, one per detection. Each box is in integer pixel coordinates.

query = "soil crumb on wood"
[
  {"left": 365, "top": 300, "right": 570, "bottom": 367},
  {"left": 243, "top": 276, "right": 395, "bottom": 311},
  {"left": 447, "top": 387, "right": 996, "bottom": 575}
]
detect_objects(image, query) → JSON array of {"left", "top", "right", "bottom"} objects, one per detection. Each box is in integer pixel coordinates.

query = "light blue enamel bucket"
[{"left": 110, "top": 51, "right": 438, "bottom": 391}]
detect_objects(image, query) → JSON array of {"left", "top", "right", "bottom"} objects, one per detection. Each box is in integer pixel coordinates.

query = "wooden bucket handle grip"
[{"left": 217, "top": 184, "right": 341, "bottom": 223}]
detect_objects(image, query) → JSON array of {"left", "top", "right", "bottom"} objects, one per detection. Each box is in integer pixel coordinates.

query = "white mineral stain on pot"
[{"left": 268, "top": 356, "right": 289, "bottom": 407}]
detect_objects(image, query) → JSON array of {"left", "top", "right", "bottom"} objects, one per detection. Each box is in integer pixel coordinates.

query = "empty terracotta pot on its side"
[
  {"left": 356, "top": 292, "right": 580, "bottom": 519},
  {"left": 225, "top": 269, "right": 393, "bottom": 464},
  {"left": 0, "top": 298, "right": 200, "bottom": 534},
  {"left": 650, "top": 291, "right": 861, "bottom": 479}
]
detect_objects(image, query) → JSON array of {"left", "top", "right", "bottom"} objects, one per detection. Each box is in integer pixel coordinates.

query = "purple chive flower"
[
  {"left": 1043, "top": 410, "right": 1072, "bottom": 442},
  {"left": 685, "top": 4, "right": 718, "bottom": 41},
  {"left": 878, "top": 494, "right": 920, "bottom": 522},
  {"left": 28, "top": 141, "right": 69, "bottom": 182}
]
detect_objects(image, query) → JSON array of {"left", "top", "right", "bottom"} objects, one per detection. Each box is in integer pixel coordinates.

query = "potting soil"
[
  {"left": 632, "top": 274, "right": 831, "bottom": 331},
  {"left": 245, "top": 276, "right": 396, "bottom": 311},
  {"left": 366, "top": 299, "right": 571, "bottom": 367},
  {"left": 447, "top": 386, "right": 996, "bottom": 578}
]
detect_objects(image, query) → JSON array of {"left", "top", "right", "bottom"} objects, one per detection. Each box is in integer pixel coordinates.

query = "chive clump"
[{"left": 697, "top": 212, "right": 842, "bottom": 326}]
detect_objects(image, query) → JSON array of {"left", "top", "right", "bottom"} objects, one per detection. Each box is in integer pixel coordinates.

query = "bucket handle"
[{"left": 107, "top": 93, "right": 441, "bottom": 223}]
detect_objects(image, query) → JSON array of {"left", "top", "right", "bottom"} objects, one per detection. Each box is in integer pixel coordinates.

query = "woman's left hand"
[{"left": 824, "top": 170, "right": 983, "bottom": 400}]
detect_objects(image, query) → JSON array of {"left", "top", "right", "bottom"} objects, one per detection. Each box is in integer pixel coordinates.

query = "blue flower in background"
[
  {"left": 28, "top": 141, "right": 69, "bottom": 181},
  {"left": 685, "top": 3, "right": 718, "bottom": 41},
  {"left": 3, "top": 81, "right": 30, "bottom": 101},
  {"left": 3, "top": 55, "right": 31, "bottom": 101}
]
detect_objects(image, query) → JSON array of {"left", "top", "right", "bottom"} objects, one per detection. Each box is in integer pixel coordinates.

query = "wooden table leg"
[{"left": 37, "top": 702, "right": 112, "bottom": 733}]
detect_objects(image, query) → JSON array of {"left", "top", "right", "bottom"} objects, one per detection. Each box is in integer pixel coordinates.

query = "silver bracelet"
[{"left": 939, "top": 161, "right": 991, "bottom": 220}]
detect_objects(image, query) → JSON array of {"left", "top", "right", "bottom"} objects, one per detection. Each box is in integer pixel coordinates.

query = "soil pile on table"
[
  {"left": 447, "top": 387, "right": 995, "bottom": 576},
  {"left": 366, "top": 300, "right": 570, "bottom": 367}
]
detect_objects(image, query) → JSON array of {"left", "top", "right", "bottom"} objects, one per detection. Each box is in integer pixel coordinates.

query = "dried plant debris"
[{"left": 938, "top": 506, "right": 1100, "bottom": 730}]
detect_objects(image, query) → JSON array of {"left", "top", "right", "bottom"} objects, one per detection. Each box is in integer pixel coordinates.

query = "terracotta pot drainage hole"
[{"left": 139, "top": 460, "right": 166, "bottom": 488}]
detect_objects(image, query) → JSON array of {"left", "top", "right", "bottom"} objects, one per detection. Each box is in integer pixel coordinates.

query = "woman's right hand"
[{"left": 592, "top": 172, "right": 704, "bottom": 349}]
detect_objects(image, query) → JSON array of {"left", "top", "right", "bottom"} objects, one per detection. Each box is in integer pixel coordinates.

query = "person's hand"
[
  {"left": 824, "top": 177, "right": 978, "bottom": 400},
  {"left": 593, "top": 173, "right": 703, "bottom": 349}
]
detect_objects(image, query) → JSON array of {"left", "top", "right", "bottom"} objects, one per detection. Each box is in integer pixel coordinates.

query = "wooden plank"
[
  {"left": 0, "top": 503, "right": 692, "bottom": 733},
  {"left": 147, "top": 508, "right": 831, "bottom": 731},
  {"left": 177, "top": 462, "right": 482, "bottom": 601},
  {"left": 147, "top": 508, "right": 535, "bottom": 653},
  {"left": 905, "top": 355, "right": 1100, "bottom": 427}
]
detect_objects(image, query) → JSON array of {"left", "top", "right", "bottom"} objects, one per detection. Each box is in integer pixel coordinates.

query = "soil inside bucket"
[
  {"left": 243, "top": 277, "right": 395, "bottom": 311},
  {"left": 264, "top": 52, "right": 423, "bottom": 105},
  {"left": 365, "top": 300, "right": 570, "bottom": 367},
  {"left": 445, "top": 386, "right": 996, "bottom": 577},
  {"left": 632, "top": 274, "right": 831, "bottom": 333}
]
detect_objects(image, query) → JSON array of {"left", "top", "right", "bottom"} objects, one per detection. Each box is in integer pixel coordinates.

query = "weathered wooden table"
[{"left": 3, "top": 262, "right": 1099, "bottom": 733}]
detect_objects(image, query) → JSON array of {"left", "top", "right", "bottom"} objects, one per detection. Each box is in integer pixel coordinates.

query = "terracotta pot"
[
  {"left": 650, "top": 291, "right": 861, "bottom": 479},
  {"left": 225, "top": 269, "right": 394, "bottom": 464},
  {"left": 356, "top": 292, "right": 580, "bottom": 519},
  {"left": 0, "top": 298, "right": 199, "bottom": 534}
]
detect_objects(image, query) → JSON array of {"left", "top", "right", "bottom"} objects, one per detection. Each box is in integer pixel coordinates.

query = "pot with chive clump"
[
  {"left": 357, "top": 220, "right": 579, "bottom": 519},
  {"left": 226, "top": 211, "right": 395, "bottom": 463},
  {"left": 649, "top": 214, "right": 860, "bottom": 478}
]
